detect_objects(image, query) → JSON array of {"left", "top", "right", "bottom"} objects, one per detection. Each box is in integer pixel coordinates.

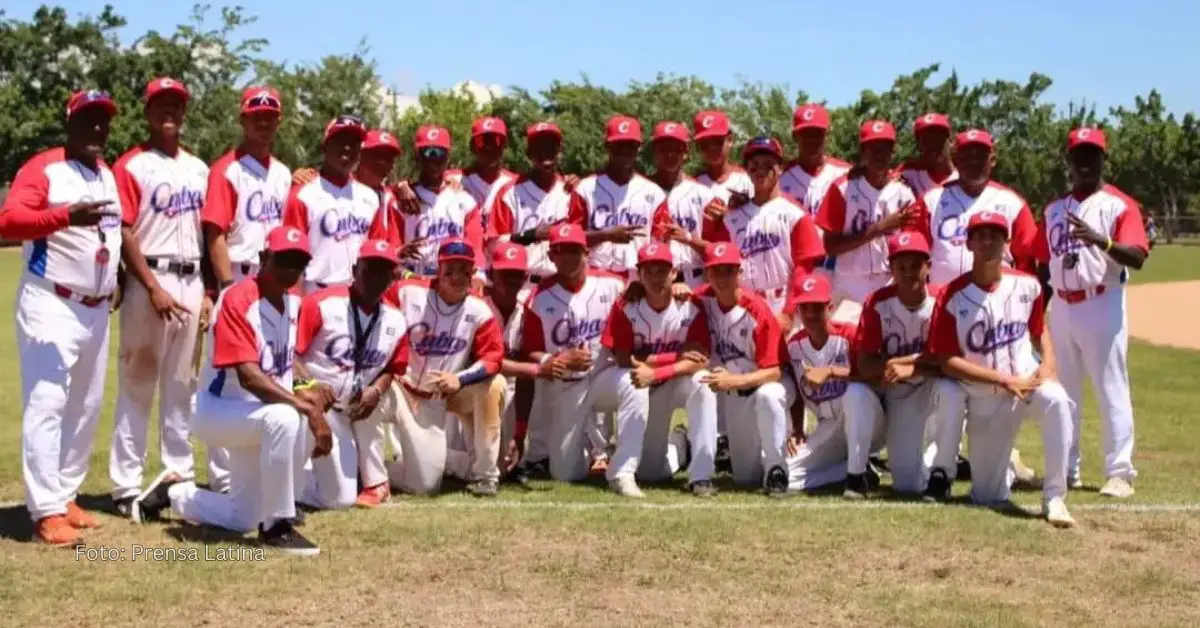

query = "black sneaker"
[
  {"left": 503, "top": 464, "right": 532, "bottom": 488},
  {"left": 468, "top": 479, "right": 499, "bottom": 497},
  {"left": 865, "top": 460, "right": 883, "bottom": 491},
  {"left": 956, "top": 456, "right": 972, "bottom": 481},
  {"left": 689, "top": 480, "right": 717, "bottom": 498},
  {"left": 290, "top": 504, "right": 307, "bottom": 528},
  {"left": 131, "top": 470, "right": 180, "bottom": 524},
  {"left": 868, "top": 454, "right": 889, "bottom": 474},
  {"left": 764, "top": 465, "right": 788, "bottom": 498},
  {"left": 922, "top": 468, "right": 952, "bottom": 503},
  {"left": 528, "top": 458, "right": 551, "bottom": 479},
  {"left": 113, "top": 496, "right": 135, "bottom": 519},
  {"left": 844, "top": 473, "right": 870, "bottom": 500},
  {"left": 258, "top": 520, "right": 320, "bottom": 557},
  {"left": 715, "top": 435, "right": 731, "bottom": 474}
]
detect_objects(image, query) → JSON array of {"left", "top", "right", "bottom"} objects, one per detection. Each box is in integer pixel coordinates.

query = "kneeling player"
[
  {"left": 782, "top": 274, "right": 885, "bottom": 498},
  {"left": 602, "top": 243, "right": 718, "bottom": 497},
  {"left": 295, "top": 240, "right": 408, "bottom": 509},
  {"left": 926, "top": 212, "right": 1075, "bottom": 528}
]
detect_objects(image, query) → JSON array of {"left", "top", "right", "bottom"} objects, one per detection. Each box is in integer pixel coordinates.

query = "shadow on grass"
[{"left": 163, "top": 522, "right": 260, "bottom": 548}]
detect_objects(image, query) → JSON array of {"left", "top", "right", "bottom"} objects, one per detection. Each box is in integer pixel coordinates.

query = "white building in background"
[{"left": 374, "top": 79, "right": 504, "bottom": 121}]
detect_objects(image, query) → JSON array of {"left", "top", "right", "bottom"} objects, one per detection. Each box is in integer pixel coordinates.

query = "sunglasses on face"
[{"left": 420, "top": 147, "right": 449, "bottom": 161}]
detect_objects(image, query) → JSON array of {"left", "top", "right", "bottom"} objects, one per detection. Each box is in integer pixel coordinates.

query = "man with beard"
[
  {"left": 895, "top": 113, "right": 958, "bottom": 197},
  {"left": 0, "top": 89, "right": 123, "bottom": 546},
  {"left": 648, "top": 121, "right": 720, "bottom": 289}
]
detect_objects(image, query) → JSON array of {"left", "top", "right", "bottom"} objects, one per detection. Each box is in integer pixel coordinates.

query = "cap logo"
[
  {"left": 254, "top": 90, "right": 270, "bottom": 100},
  {"left": 618, "top": 121, "right": 631, "bottom": 134},
  {"left": 872, "top": 122, "right": 884, "bottom": 133},
  {"left": 1078, "top": 129, "right": 1090, "bottom": 139},
  {"left": 702, "top": 115, "right": 714, "bottom": 128},
  {"left": 536, "top": 122, "right": 548, "bottom": 131},
  {"left": 375, "top": 241, "right": 388, "bottom": 252},
  {"left": 505, "top": 247, "right": 518, "bottom": 260},
  {"left": 646, "top": 244, "right": 659, "bottom": 255},
  {"left": 380, "top": 132, "right": 391, "bottom": 143},
  {"left": 286, "top": 228, "right": 301, "bottom": 243},
  {"left": 161, "top": 78, "right": 174, "bottom": 87},
  {"left": 664, "top": 123, "right": 676, "bottom": 134},
  {"left": 923, "top": 114, "right": 935, "bottom": 124},
  {"left": 802, "top": 278, "right": 816, "bottom": 292},
  {"left": 899, "top": 233, "right": 911, "bottom": 246},
  {"left": 713, "top": 244, "right": 727, "bottom": 257},
  {"left": 967, "top": 130, "right": 978, "bottom": 140},
  {"left": 558, "top": 225, "right": 571, "bottom": 237},
  {"left": 980, "top": 211, "right": 994, "bottom": 221},
  {"left": 483, "top": 119, "right": 494, "bottom": 131},
  {"left": 802, "top": 108, "right": 815, "bottom": 121},
  {"left": 426, "top": 128, "right": 439, "bottom": 140}
]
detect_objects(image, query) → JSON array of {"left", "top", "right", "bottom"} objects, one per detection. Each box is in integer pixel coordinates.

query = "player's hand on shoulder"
[
  {"left": 776, "top": 312, "right": 793, "bottom": 330},
  {"left": 703, "top": 197, "right": 729, "bottom": 221},
  {"left": 292, "top": 168, "right": 318, "bottom": 187},
  {"left": 394, "top": 180, "right": 422, "bottom": 215},
  {"left": 622, "top": 280, "right": 646, "bottom": 303},
  {"left": 670, "top": 282, "right": 692, "bottom": 302},
  {"left": 67, "top": 199, "right": 116, "bottom": 227},
  {"left": 149, "top": 286, "right": 193, "bottom": 324}
]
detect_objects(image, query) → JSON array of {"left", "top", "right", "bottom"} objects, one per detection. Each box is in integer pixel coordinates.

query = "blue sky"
[{"left": 10, "top": 0, "right": 1200, "bottom": 116}]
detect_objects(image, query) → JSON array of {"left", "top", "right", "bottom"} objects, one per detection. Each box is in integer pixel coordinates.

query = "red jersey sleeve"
[
  {"left": 1112, "top": 197, "right": 1150, "bottom": 254},
  {"left": 387, "top": 333, "right": 410, "bottom": 376},
  {"left": 789, "top": 214, "right": 825, "bottom": 270},
  {"left": 463, "top": 202, "right": 485, "bottom": 266},
  {"left": 471, "top": 317, "right": 505, "bottom": 376},
  {"left": 567, "top": 191, "right": 589, "bottom": 227},
  {"left": 855, "top": 295, "right": 884, "bottom": 356},
  {"left": 684, "top": 301, "right": 712, "bottom": 351},
  {"left": 1009, "top": 203, "right": 1038, "bottom": 270},
  {"left": 927, "top": 297, "right": 963, "bottom": 357},
  {"left": 814, "top": 183, "right": 847, "bottom": 233},
  {"left": 752, "top": 303, "right": 782, "bottom": 369},
  {"left": 650, "top": 201, "right": 673, "bottom": 241},
  {"left": 201, "top": 160, "right": 236, "bottom": 232},
  {"left": 488, "top": 184, "right": 516, "bottom": 239},
  {"left": 294, "top": 295, "right": 324, "bottom": 356},
  {"left": 113, "top": 153, "right": 143, "bottom": 227},
  {"left": 701, "top": 215, "right": 732, "bottom": 242},
  {"left": 211, "top": 299, "right": 261, "bottom": 368},
  {"left": 600, "top": 301, "right": 634, "bottom": 351},
  {"left": 0, "top": 157, "right": 70, "bottom": 240},
  {"left": 1032, "top": 214, "right": 1051, "bottom": 264},
  {"left": 281, "top": 185, "right": 309, "bottom": 233},
  {"left": 912, "top": 197, "right": 934, "bottom": 244},
  {"left": 519, "top": 304, "right": 546, "bottom": 357}
]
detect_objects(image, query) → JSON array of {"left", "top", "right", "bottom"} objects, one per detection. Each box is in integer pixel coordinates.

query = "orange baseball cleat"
[
  {"left": 65, "top": 501, "right": 101, "bottom": 529},
  {"left": 35, "top": 515, "right": 82, "bottom": 547},
  {"left": 354, "top": 483, "right": 390, "bottom": 509}
]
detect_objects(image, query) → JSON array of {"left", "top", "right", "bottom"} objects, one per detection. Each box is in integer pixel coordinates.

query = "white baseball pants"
[
  {"left": 783, "top": 381, "right": 885, "bottom": 490},
  {"left": 540, "top": 367, "right": 648, "bottom": 483},
  {"left": 300, "top": 407, "right": 388, "bottom": 509},
  {"left": 16, "top": 277, "right": 111, "bottom": 521},
  {"left": 205, "top": 261, "right": 262, "bottom": 493},
  {"left": 521, "top": 379, "right": 552, "bottom": 464},
  {"left": 883, "top": 380, "right": 940, "bottom": 494},
  {"left": 722, "top": 381, "right": 790, "bottom": 486},
  {"left": 829, "top": 273, "right": 890, "bottom": 325},
  {"left": 1049, "top": 289, "right": 1136, "bottom": 482},
  {"left": 109, "top": 270, "right": 204, "bottom": 500},
  {"left": 169, "top": 392, "right": 309, "bottom": 533},
  {"left": 608, "top": 370, "right": 718, "bottom": 484}
]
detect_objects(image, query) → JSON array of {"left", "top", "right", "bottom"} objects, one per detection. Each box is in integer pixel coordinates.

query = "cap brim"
[
  {"left": 957, "top": 140, "right": 994, "bottom": 150},
  {"left": 791, "top": 297, "right": 831, "bottom": 305},
  {"left": 146, "top": 86, "right": 190, "bottom": 103},
  {"left": 693, "top": 129, "right": 727, "bottom": 140},
  {"left": 1069, "top": 140, "right": 1107, "bottom": 153},
  {"left": 792, "top": 122, "right": 828, "bottom": 132},
  {"left": 438, "top": 254, "right": 477, "bottom": 264},
  {"left": 605, "top": 136, "right": 642, "bottom": 144},
  {"left": 704, "top": 260, "right": 740, "bottom": 268},
  {"left": 242, "top": 105, "right": 281, "bottom": 115},
  {"left": 888, "top": 249, "right": 931, "bottom": 260},
  {"left": 71, "top": 101, "right": 118, "bottom": 118},
  {"left": 491, "top": 262, "right": 528, "bottom": 272}
]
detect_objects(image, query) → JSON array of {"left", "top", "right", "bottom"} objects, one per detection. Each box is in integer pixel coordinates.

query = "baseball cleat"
[
  {"left": 689, "top": 480, "right": 717, "bottom": 498},
  {"left": 609, "top": 475, "right": 645, "bottom": 498},
  {"left": 1099, "top": 477, "right": 1135, "bottom": 498},
  {"left": 1069, "top": 475, "right": 1084, "bottom": 490},
  {"left": 354, "top": 483, "right": 390, "bottom": 508},
  {"left": 956, "top": 456, "right": 973, "bottom": 481},
  {"left": 258, "top": 520, "right": 320, "bottom": 557},
  {"left": 1044, "top": 497, "right": 1076, "bottom": 528},
  {"left": 503, "top": 464, "right": 532, "bottom": 488},
  {"left": 843, "top": 473, "right": 870, "bottom": 500},
  {"left": 131, "top": 470, "right": 181, "bottom": 524},
  {"left": 65, "top": 501, "right": 101, "bottom": 529},
  {"left": 34, "top": 515, "right": 83, "bottom": 548},
  {"left": 715, "top": 434, "right": 731, "bottom": 474},
  {"left": 112, "top": 496, "right": 135, "bottom": 519},
  {"left": 468, "top": 479, "right": 499, "bottom": 498},
  {"left": 922, "top": 469, "right": 952, "bottom": 503},
  {"left": 868, "top": 454, "right": 889, "bottom": 474},
  {"left": 764, "top": 465, "right": 788, "bottom": 498}
]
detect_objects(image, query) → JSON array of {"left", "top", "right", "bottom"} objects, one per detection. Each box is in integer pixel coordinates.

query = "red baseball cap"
[
  {"left": 966, "top": 211, "right": 1009, "bottom": 237},
  {"left": 472, "top": 116, "right": 507, "bottom": 138},
  {"left": 887, "top": 230, "right": 931, "bottom": 259},
  {"left": 791, "top": 273, "right": 832, "bottom": 305},
  {"left": 358, "top": 238, "right": 400, "bottom": 265},
  {"left": 415, "top": 125, "right": 451, "bottom": 150},
  {"left": 652, "top": 121, "right": 689, "bottom": 144},
  {"left": 693, "top": 110, "right": 730, "bottom": 140},
  {"left": 549, "top": 223, "right": 587, "bottom": 247},
  {"left": 527, "top": 121, "right": 563, "bottom": 141},
  {"left": 1068, "top": 127, "right": 1107, "bottom": 153},
  {"left": 67, "top": 89, "right": 117, "bottom": 119},
  {"left": 704, "top": 242, "right": 742, "bottom": 268},
  {"left": 363, "top": 129, "right": 401, "bottom": 154},
  {"left": 437, "top": 238, "right": 476, "bottom": 264},
  {"left": 637, "top": 241, "right": 673, "bottom": 266},
  {"left": 860, "top": 120, "right": 897, "bottom": 144},
  {"left": 956, "top": 129, "right": 994, "bottom": 151},
  {"left": 144, "top": 77, "right": 189, "bottom": 104},
  {"left": 741, "top": 136, "right": 784, "bottom": 162},
  {"left": 241, "top": 86, "right": 282, "bottom": 114},
  {"left": 914, "top": 113, "right": 951, "bottom": 134},
  {"left": 323, "top": 115, "right": 367, "bottom": 145},
  {"left": 491, "top": 242, "right": 528, "bottom": 271},
  {"left": 792, "top": 104, "right": 830, "bottom": 131},
  {"left": 265, "top": 226, "right": 311, "bottom": 255},
  {"left": 605, "top": 115, "right": 642, "bottom": 143}
]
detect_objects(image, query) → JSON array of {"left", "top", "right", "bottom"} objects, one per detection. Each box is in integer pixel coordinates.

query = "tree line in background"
[{"left": 3, "top": 4, "right": 1199, "bottom": 237}]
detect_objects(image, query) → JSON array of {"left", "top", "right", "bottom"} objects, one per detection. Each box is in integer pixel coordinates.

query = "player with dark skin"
[
  {"left": 822, "top": 137, "right": 917, "bottom": 257},
  {"left": 503, "top": 126, "right": 578, "bottom": 248},
  {"left": 582, "top": 140, "right": 649, "bottom": 247},
  {"left": 54, "top": 100, "right": 122, "bottom": 228},
  {"left": 913, "top": 125, "right": 955, "bottom": 183},
  {"left": 1062, "top": 144, "right": 1147, "bottom": 270}
]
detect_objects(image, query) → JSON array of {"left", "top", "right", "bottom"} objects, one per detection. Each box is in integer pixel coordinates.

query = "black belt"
[{"left": 146, "top": 257, "right": 199, "bottom": 276}]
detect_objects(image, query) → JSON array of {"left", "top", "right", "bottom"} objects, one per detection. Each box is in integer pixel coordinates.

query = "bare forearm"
[
  {"left": 738, "top": 366, "right": 781, "bottom": 389},
  {"left": 858, "top": 354, "right": 887, "bottom": 382},
  {"left": 120, "top": 226, "right": 161, "bottom": 293},
  {"left": 235, "top": 364, "right": 307, "bottom": 409},
  {"left": 941, "top": 357, "right": 1009, "bottom": 386},
  {"left": 1106, "top": 243, "right": 1146, "bottom": 270},
  {"left": 823, "top": 230, "right": 875, "bottom": 257},
  {"left": 501, "top": 358, "right": 538, "bottom": 379},
  {"left": 204, "top": 225, "right": 233, "bottom": 285}
]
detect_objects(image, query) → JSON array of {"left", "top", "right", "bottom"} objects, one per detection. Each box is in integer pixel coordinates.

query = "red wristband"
[{"left": 651, "top": 366, "right": 673, "bottom": 383}]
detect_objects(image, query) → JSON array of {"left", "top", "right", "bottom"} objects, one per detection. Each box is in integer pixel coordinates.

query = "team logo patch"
[
  {"left": 966, "top": 130, "right": 979, "bottom": 141},
  {"left": 802, "top": 107, "right": 815, "bottom": 121},
  {"left": 872, "top": 121, "right": 884, "bottom": 133},
  {"left": 465, "top": 314, "right": 477, "bottom": 324},
  {"left": 558, "top": 225, "right": 571, "bottom": 237},
  {"left": 802, "top": 277, "right": 816, "bottom": 292},
  {"left": 713, "top": 244, "right": 727, "bottom": 257},
  {"left": 286, "top": 228, "right": 301, "bottom": 242},
  {"left": 701, "top": 115, "right": 714, "bottom": 128},
  {"left": 924, "top": 114, "right": 935, "bottom": 124},
  {"left": 426, "top": 128, "right": 439, "bottom": 140},
  {"left": 482, "top": 119, "right": 495, "bottom": 131},
  {"left": 898, "top": 233, "right": 912, "bottom": 246},
  {"left": 505, "top": 247, "right": 518, "bottom": 260},
  {"left": 1078, "top": 129, "right": 1091, "bottom": 139},
  {"left": 618, "top": 121, "right": 631, "bottom": 134}
]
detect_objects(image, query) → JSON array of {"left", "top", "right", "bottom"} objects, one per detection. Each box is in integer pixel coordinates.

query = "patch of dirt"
[{"left": 1127, "top": 281, "right": 1200, "bottom": 350}]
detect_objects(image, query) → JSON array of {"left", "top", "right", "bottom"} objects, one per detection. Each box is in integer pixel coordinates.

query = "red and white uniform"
[
  {"left": 916, "top": 181, "right": 1038, "bottom": 285},
  {"left": 488, "top": 176, "right": 572, "bottom": 279},
  {"left": 662, "top": 177, "right": 716, "bottom": 287},
  {"left": 779, "top": 157, "right": 852, "bottom": 216},
  {"left": 282, "top": 174, "right": 387, "bottom": 291},
  {"left": 203, "top": 280, "right": 302, "bottom": 402},
  {"left": 113, "top": 145, "right": 208, "bottom": 259},
  {"left": 568, "top": 173, "right": 672, "bottom": 276},
  {"left": 695, "top": 168, "right": 753, "bottom": 203},
  {"left": 375, "top": 185, "right": 402, "bottom": 247},
  {"left": 395, "top": 183, "right": 483, "bottom": 276},
  {"left": 703, "top": 197, "right": 824, "bottom": 313},
  {"left": 1035, "top": 184, "right": 1148, "bottom": 484},
  {"left": 202, "top": 150, "right": 292, "bottom": 280},
  {"left": 457, "top": 166, "right": 517, "bottom": 241},
  {"left": 896, "top": 162, "right": 958, "bottom": 197},
  {"left": 927, "top": 270, "right": 1072, "bottom": 504},
  {"left": 386, "top": 280, "right": 504, "bottom": 391}
]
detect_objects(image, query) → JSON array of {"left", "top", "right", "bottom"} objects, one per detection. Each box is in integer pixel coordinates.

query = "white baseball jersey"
[
  {"left": 695, "top": 168, "right": 753, "bottom": 203},
  {"left": 694, "top": 285, "right": 781, "bottom": 375},
  {"left": 896, "top": 162, "right": 958, "bottom": 197},
  {"left": 201, "top": 149, "right": 291, "bottom": 264},
  {"left": 917, "top": 181, "right": 1038, "bottom": 285},
  {"left": 295, "top": 286, "right": 409, "bottom": 404},
  {"left": 113, "top": 145, "right": 208, "bottom": 261},
  {"left": 394, "top": 183, "right": 483, "bottom": 276},
  {"left": 568, "top": 173, "right": 672, "bottom": 275},
  {"left": 282, "top": 174, "right": 386, "bottom": 286},
  {"left": 784, "top": 323, "right": 857, "bottom": 419},
  {"left": 458, "top": 167, "right": 517, "bottom": 239},
  {"left": 601, "top": 294, "right": 711, "bottom": 359},
  {"left": 779, "top": 157, "right": 852, "bottom": 216},
  {"left": 488, "top": 176, "right": 572, "bottom": 278},
  {"left": 2, "top": 147, "right": 122, "bottom": 297},
  {"left": 856, "top": 284, "right": 942, "bottom": 388},
  {"left": 203, "top": 278, "right": 302, "bottom": 402},
  {"left": 816, "top": 175, "right": 917, "bottom": 277},
  {"left": 384, "top": 279, "right": 505, "bottom": 389},
  {"left": 663, "top": 177, "right": 716, "bottom": 274},
  {"left": 487, "top": 287, "right": 532, "bottom": 358},
  {"left": 373, "top": 184, "right": 403, "bottom": 248},
  {"left": 1034, "top": 184, "right": 1149, "bottom": 294},
  {"left": 928, "top": 270, "right": 1046, "bottom": 396},
  {"left": 521, "top": 271, "right": 626, "bottom": 379}
]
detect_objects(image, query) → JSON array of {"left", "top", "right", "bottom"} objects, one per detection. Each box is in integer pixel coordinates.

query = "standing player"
[
  {"left": 108, "top": 78, "right": 213, "bottom": 516},
  {"left": 295, "top": 240, "right": 408, "bottom": 510},
  {"left": 779, "top": 103, "right": 852, "bottom": 216},
  {"left": 132, "top": 226, "right": 334, "bottom": 554},
  {"left": 816, "top": 121, "right": 917, "bottom": 323},
  {"left": 0, "top": 89, "right": 122, "bottom": 546},
  {"left": 647, "top": 121, "right": 718, "bottom": 289},
  {"left": 459, "top": 116, "right": 518, "bottom": 241},
  {"left": 895, "top": 113, "right": 957, "bottom": 197},
  {"left": 782, "top": 273, "right": 885, "bottom": 498},
  {"left": 1035, "top": 128, "right": 1149, "bottom": 497},
  {"left": 692, "top": 110, "right": 752, "bottom": 211},
  {"left": 694, "top": 243, "right": 790, "bottom": 494},
  {"left": 925, "top": 212, "right": 1074, "bottom": 527},
  {"left": 293, "top": 128, "right": 403, "bottom": 248},
  {"left": 602, "top": 243, "right": 717, "bottom": 497},
  {"left": 282, "top": 115, "right": 387, "bottom": 294}
]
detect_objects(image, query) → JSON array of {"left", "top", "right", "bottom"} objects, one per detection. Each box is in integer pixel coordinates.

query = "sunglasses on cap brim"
[
  {"left": 419, "top": 146, "right": 449, "bottom": 160},
  {"left": 439, "top": 241, "right": 476, "bottom": 258},
  {"left": 244, "top": 94, "right": 281, "bottom": 109}
]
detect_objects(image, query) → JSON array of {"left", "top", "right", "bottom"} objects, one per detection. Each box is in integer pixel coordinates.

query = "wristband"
[
  {"left": 538, "top": 354, "right": 552, "bottom": 365},
  {"left": 457, "top": 364, "right": 489, "bottom": 387},
  {"left": 293, "top": 379, "right": 314, "bottom": 392},
  {"left": 651, "top": 366, "right": 674, "bottom": 383}
]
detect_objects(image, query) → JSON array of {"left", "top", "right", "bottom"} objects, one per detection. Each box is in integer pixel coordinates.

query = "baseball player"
[
  {"left": 782, "top": 273, "right": 885, "bottom": 498},
  {"left": 520, "top": 224, "right": 636, "bottom": 482},
  {"left": 779, "top": 104, "right": 852, "bottom": 216},
  {"left": 816, "top": 120, "right": 918, "bottom": 324},
  {"left": 692, "top": 110, "right": 752, "bottom": 209},
  {"left": 382, "top": 238, "right": 506, "bottom": 496},
  {"left": 294, "top": 129, "right": 403, "bottom": 249},
  {"left": 132, "top": 226, "right": 335, "bottom": 555},
  {"left": 694, "top": 243, "right": 790, "bottom": 494},
  {"left": 567, "top": 115, "right": 673, "bottom": 277},
  {"left": 108, "top": 77, "right": 212, "bottom": 517},
  {"left": 601, "top": 242, "right": 717, "bottom": 497},
  {"left": 295, "top": 239, "right": 409, "bottom": 509},
  {"left": 648, "top": 121, "right": 719, "bottom": 289},
  {"left": 282, "top": 115, "right": 388, "bottom": 294},
  {"left": 703, "top": 136, "right": 825, "bottom": 319},
  {"left": 895, "top": 113, "right": 958, "bottom": 197},
  {"left": 1033, "top": 127, "right": 1149, "bottom": 497},
  {"left": 0, "top": 89, "right": 123, "bottom": 546},
  {"left": 925, "top": 212, "right": 1074, "bottom": 528},
  {"left": 458, "top": 116, "right": 518, "bottom": 239}
]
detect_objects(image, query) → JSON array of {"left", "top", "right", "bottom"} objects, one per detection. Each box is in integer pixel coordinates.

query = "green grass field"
[
  {"left": 1128, "top": 243, "right": 1200, "bottom": 284},
  {"left": 0, "top": 248, "right": 1199, "bottom": 626}
]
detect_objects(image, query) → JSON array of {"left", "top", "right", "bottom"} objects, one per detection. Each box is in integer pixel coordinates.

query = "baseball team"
[{"left": 0, "top": 78, "right": 1151, "bottom": 556}]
